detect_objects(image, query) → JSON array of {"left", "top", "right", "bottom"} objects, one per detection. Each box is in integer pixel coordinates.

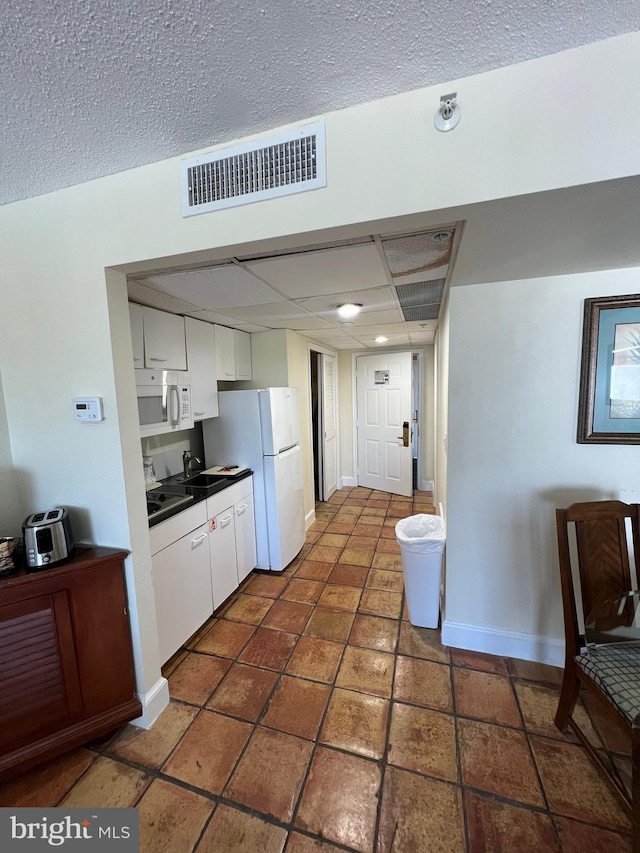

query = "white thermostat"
[{"left": 73, "top": 397, "right": 104, "bottom": 422}]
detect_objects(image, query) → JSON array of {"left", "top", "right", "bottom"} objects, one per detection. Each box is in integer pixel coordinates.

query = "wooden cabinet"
[
  {"left": 185, "top": 316, "right": 219, "bottom": 420},
  {"left": 0, "top": 548, "right": 141, "bottom": 778},
  {"left": 215, "top": 324, "right": 236, "bottom": 380},
  {"left": 234, "top": 329, "right": 253, "bottom": 380}
]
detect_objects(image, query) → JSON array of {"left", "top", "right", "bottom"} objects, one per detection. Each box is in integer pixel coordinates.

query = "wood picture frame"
[{"left": 577, "top": 293, "right": 640, "bottom": 444}]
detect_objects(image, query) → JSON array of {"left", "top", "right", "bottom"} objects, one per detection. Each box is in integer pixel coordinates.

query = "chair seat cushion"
[{"left": 577, "top": 644, "right": 640, "bottom": 725}]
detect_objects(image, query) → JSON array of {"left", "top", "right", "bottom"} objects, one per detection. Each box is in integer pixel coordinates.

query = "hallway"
[{"left": 0, "top": 487, "right": 632, "bottom": 851}]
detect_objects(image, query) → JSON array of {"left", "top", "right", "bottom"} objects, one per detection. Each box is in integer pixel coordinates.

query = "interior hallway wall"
[{"left": 0, "top": 372, "right": 21, "bottom": 535}]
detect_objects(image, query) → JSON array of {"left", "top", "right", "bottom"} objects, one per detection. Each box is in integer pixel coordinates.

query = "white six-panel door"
[{"left": 356, "top": 352, "right": 413, "bottom": 497}]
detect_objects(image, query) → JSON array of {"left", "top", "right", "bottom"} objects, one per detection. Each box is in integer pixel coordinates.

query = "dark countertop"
[{"left": 147, "top": 469, "right": 253, "bottom": 528}]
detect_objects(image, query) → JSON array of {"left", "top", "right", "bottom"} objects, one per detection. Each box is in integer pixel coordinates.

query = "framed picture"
[{"left": 578, "top": 293, "right": 640, "bottom": 444}]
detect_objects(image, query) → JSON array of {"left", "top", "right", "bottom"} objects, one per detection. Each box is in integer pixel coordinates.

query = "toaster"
[{"left": 22, "top": 507, "right": 74, "bottom": 570}]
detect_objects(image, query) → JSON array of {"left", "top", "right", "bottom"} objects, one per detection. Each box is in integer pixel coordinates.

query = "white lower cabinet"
[
  {"left": 235, "top": 496, "right": 257, "bottom": 583},
  {"left": 209, "top": 508, "right": 238, "bottom": 610},
  {"left": 207, "top": 477, "right": 256, "bottom": 610},
  {"left": 151, "top": 519, "right": 212, "bottom": 665}
]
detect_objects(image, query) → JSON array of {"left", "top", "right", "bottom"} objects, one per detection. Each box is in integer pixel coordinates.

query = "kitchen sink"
[{"left": 181, "top": 473, "right": 229, "bottom": 488}]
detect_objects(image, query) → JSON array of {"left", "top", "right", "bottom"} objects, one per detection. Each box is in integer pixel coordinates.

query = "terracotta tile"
[
  {"left": 262, "top": 599, "right": 313, "bottom": 633},
  {"left": 375, "top": 538, "right": 401, "bottom": 555},
  {"left": 531, "top": 735, "right": 630, "bottom": 831},
  {"left": 183, "top": 616, "right": 217, "bottom": 651},
  {"left": 307, "top": 544, "right": 343, "bottom": 563},
  {"left": 60, "top": 755, "right": 150, "bottom": 807},
  {"left": 458, "top": 718, "right": 544, "bottom": 807},
  {"left": 388, "top": 702, "right": 457, "bottom": 781},
  {"left": 338, "top": 547, "right": 374, "bottom": 567},
  {"left": 379, "top": 526, "right": 398, "bottom": 539},
  {"left": 365, "top": 568, "right": 403, "bottom": 592},
  {"left": 0, "top": 748, "right": 97, "bottom": 807},
  {"left": 162, "top": 647, "right": 189, "bottom": 677},
  {"left": 582, "top": 691, "right": 632, "bottom": 755},
  {"left": 349, "top": 614, "right": 399, "bottom": 653},
  {"left": 554, "top": 816, "right": 632, "bottom": 852},
  {"left": 336, "top": 646, "right": 394, "bottom": 698},
  {"left": 206, "top": 662, "right": 278, "bottom": 721},
  {"left": 378, "top": 765, "right": 465, "bottom": 852},
  {"left": 223, "top": 593, "right": 275, "bottom": 625},
  {"left": 194, "top": 619, "right": 255, "bottom": 657},
  {"left": 309, "top": 519, "right": 329, "bottom": 531},
  {"left": 336, "top": 504, "right": 362, "bottom": 516},
  {"left": 465, "top": 790, "right": 560, "bottom": 853},
  {"left": 367, "top": 499, "right": 390, "bottom": 508},
  {"left": 507, "top": 657, "right": 563, "bottom": 687},
  {"left": 318, "top": 583, "right": 362, "bottom": 611},
  {"left": 245, "top": 572, "right": 288, "bottom": 599},
  {"left": 358, "top": 588, "right": 402, "bottom": 619},
  {"left": 281, "top": 577, "right": 325, "bottom": 604},
  {"left": 238, "top": 626, "right": 298, "bottom": 670},
  {"left": 394, "top": 655, "right": 453, "bottom": 712},
  {"left": 320, "top": 688, "right": 389, "bottom": 759},
  {"left": 285, "top": 635, "right": 344, "bottom": 683},
  {"left": 398, "top": 621, "right": 450, "bottom": 663},
  {"left": 450, "top": 647, "right": 509, "bottom": 674},
  {"left": 108, "top": 701, "right": 199, "bottom": 769},
  {"left": 371, "top": 552, "right": 403, "bottom": 571},
  {"left": 296, "top": 559, "right": 335, "bottom": 581},
  {"left": 361, "top": 506, "right": 386, "bottom": 517},
  {"left": 225, "top": 727, "right": 312, "bottom": 822},
  {"left": 304, "top": 607, "right": 355, "bottom": 642},
  {"left": 453, "top": 668, "right": 521, "bottom": 727},
  {"left": 295, "top": 746, "right": 380, "bottom": 853},
  {"left": 318, "top": 532, "right": 350, "bottom": 547},
  {"left": 162, "top": 710, "right": 252, "bottom": 794},
  {"left": 328, "top": 563, "right": 368, "bottom": 587},
  {"left": 305, "top": 530, "right": 321, "bottom": 543},
  {"left": 344, "top": 497, "right": 367, "bottom": 507},
  {"left": 285, "top": 833, "right": 344, "bottom": 852},
  {"left": 354, "top": 522, "right": 384, "bottom": 537},
  {"left": 325, "top": 520, "right": 356, "bottom": 534},
  {"left": 197, "top": 803, "right": 287, "bottom": 852},
  {"left": 168, "top": 652, "right": 231, "bottom": 705},
  {"left": 514, "top": 680, "right": 601, "bottom": 743},
  {"left": 347, "top": 535, "right": 378, "bottom": 550},
  {"left": 262, "top": 675, "right": 330, "bottom": 739},
  {"left": 138, "top": 778, "right": 213, "bottom": 853}
]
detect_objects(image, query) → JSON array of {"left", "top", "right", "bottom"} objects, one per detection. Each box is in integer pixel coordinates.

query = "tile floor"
[{"left": 1, "top": 487, "right": 634, "bottom": 852}]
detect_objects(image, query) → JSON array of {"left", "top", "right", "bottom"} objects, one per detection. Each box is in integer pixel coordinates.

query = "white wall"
[
  {"left": 0, "top": 373, "right": 21, "bottom": 536},
  {"left": 443, "top": 267, "right": 640, "bottom": 664},
  {"left": 2, "top": 34, "right": 640, "bottom": 715}
]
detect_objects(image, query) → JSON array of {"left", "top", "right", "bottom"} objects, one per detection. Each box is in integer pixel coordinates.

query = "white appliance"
[
  {"left": 202, "top": 387, "right": 305, "bottom": 572},
  {"left": 136, "top": 369, "right": 193, "bottom": 438}
]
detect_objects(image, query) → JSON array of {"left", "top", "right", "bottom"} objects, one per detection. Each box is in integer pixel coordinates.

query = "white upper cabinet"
[
  {"left": 215, "top": 324, "right": 237, "bottom": 381},
  {"left": 234, "top": 330, "right": 253, "bottom": 380},
  {"left": 185, "top": 316, "right": 219, "bottom": 420},
  {"left": 129, "top": 303, "right": 145, "bottom": 367},
  {"left": 142, "top": 306, "right": 187, "bottom": 370}
]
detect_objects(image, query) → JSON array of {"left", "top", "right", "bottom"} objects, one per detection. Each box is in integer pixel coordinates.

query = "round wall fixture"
[{"left": 434, "top": 93, "right": 461, "bottom": 133}]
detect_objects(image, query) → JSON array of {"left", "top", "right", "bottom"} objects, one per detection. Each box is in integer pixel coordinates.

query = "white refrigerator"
[{"left": 202, "top": 387, "right": 305, "bottom": 572}]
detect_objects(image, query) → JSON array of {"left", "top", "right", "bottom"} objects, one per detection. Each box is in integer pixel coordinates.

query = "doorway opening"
[
  {"left": 310, "top": 347, "right": 338, "bottom": 502},
  {"left": 310, "top": 350, "right": 321, "bottom": 502}
]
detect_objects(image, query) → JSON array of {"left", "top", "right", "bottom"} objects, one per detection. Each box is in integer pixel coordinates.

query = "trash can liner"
[{"left": 395, "top": 514, "right": 445, "bottom": 554}]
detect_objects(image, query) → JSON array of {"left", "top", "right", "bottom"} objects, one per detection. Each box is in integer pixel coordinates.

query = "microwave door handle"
[{"left": 169, "top": 386, "right": 180, "bottom": 426}]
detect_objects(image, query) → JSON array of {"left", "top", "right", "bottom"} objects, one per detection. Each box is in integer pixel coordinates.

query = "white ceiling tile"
[
  {"left": 245, "top": 243, "right": 389, "bottom": 298},
  {"left": 183, "top": 308, "right": 247, "bottom": 325},
  {"left": 219, "top": 301, "right": 331, "bottom": 328},
  {"left": 382, "top": 231, "right": 452, "bottom": 276},
  {"left": 144, "top": 265, "right": 286, "bottom": 310},
  {"left": 296, "top": 286, "right": 397, "bottom": 317},
  {"left": 348, "top": 323, "right": 408, "bottom": 336},
  {"left": 127, "top": 281, "right": 200, "bottom": 315},
  {"left": 406, "top": 320, "right": 438, "bottom": 331}
]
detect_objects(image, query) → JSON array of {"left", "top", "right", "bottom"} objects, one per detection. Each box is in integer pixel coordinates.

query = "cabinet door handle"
[
  {"left": 149, "top": 357, "right": 168, "bottom": 362},
  {"left": 236, "top": 504, "right": 247, "bottom": 515},
  {"left": 191, "top": 533, "right": 207, "bottom": 546},
  {"left": 220, "top": 515, "right": 233, "bottom": 528},
  {"left": 194, "top": 411, "right": 205, "bottom": 417}
]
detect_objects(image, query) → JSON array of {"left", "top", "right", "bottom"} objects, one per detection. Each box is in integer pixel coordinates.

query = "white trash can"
[{"left": 395, "top": 514, "right": 446, "bottom": 629}]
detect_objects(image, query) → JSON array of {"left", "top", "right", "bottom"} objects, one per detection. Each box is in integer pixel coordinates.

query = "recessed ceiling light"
[
  {"left": 337, "top": 303, "right": 363, "bottom": 319},
  {"left": 375, "top": 336, "right": 388, "bottom": 343}
]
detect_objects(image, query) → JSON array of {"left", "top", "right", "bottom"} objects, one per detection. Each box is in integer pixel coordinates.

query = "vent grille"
[
  {"left": 181, "top": 122, "right": 326, "bottom": 217},
  {"left": 396, "top": 279, "right": 445, "bottom": 321}
]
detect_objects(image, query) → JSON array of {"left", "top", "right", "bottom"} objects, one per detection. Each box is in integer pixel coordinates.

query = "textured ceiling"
[{"left": 3, "top": 0, "right": 640, "bottom": 206}]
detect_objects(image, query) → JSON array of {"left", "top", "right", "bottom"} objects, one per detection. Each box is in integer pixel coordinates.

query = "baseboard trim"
[
  {"left": 131, "top": 676, "right": 170, "bottom": 729},
  {"left": 341, "top": 476, "right": 357, "bottom": 488},
  {"left": 305, "top": 508, "right": 316, "bottom": 529},
  {"left": 441, "top": 619, "right": 564, "bottom": 667},
  {"left": 420, "top": 480, "right": 434, "bottom": 492}
]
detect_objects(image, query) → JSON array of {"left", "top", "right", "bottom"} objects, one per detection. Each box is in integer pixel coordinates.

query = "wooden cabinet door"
[
  {"left": 151, "top": 524, "right": 212, "bottom": 664},
  {"left": 210, "top": 508, "right": 238, "bottom": 609},
  {"left": 129, "top": 303, "right": 144, "bottom": 367},
  {"left": 234, "top": 330, "right": 252, "bottom": 380},
  {"left": 215, "top": 325, "right": 236, "bottom": 381},
  {"left": 234, "top": 495, "right": 257, "bottom": 583},
  {"left": 143, "top": 306, "right": 187, "bottom": 370},
  {"left": 185, "top": 317, "right": 219, "bottom": 420}
]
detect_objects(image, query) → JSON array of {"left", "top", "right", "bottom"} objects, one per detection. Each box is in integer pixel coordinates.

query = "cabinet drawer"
[
  {"left": 206, "top": 477, "right": 252, "bottom": 519},
  {"left": 149, "top": 502, "right": 208, "bottom": 556}
]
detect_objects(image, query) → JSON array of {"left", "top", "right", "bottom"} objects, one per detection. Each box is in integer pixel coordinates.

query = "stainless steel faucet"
[{"left": 182, "top": 450, "right": 202, "bottom": 479}]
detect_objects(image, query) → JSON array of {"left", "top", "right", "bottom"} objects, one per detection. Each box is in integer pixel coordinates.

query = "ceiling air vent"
[
  {"left": 396, "top": 279, "right": 445, "bottom": 322},
  {"left": 180, "top": 122, "right": 326, "bottom": 217}
]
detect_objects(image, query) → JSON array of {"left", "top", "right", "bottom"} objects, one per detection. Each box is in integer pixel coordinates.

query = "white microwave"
[{"left": 136, "top": 369, "right": 193, "bottom": 438}]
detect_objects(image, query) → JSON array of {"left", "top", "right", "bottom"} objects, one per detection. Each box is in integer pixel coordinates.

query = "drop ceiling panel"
[
  {"left": 127, "top": 281, "right": 201, "bottom": 315},
  {"left": 382, "top": 231, "right": 453, "bottom": 278},
  {"left": 245, "top": 243, "right": 389, "bottom": 298},
  {"left": 348, "top": 323, "right": 408, "bottom": 337},
  {"left": 143, "top": 265, "right": 286, "bottom": 310},
  {"left": 182, "top": 308, "right": 251, "bottom": 326},
  {"left": 297, "top": 286, "right": 397, "bottom": 316},
  {"left": 220, "top": 301, "right": 331, "bottom": 328}
]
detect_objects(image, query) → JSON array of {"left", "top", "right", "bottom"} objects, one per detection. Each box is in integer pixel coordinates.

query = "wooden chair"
[{"left": 555, "top": 500, "right": 640, "bottom": 849}]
